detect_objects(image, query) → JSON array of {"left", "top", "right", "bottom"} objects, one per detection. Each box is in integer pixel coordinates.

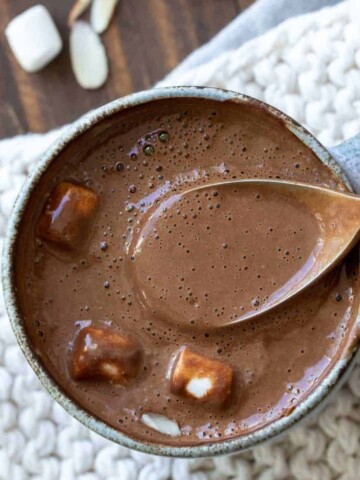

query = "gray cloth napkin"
[{"left": 331, "top": 136, "right": 360, "bottom": 194}]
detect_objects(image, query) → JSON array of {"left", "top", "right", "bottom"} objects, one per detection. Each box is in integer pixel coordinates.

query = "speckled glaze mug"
[{"left": 2, "top": 87, "right": 360, "bottom": 458}]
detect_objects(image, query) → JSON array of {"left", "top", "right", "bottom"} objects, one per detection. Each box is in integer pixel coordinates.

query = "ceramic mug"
[{"left": 2, "top": 87, "right": 360, "bottom": 458}]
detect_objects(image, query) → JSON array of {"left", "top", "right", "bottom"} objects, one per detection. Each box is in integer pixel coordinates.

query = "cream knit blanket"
[{"left": 1, "top": 1, "right": 360, "bottom": 478}]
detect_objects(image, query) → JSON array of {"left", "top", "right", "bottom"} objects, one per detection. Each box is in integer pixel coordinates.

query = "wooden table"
[{"left": 0, "top": 0, "right": 253, "bottom": 139}]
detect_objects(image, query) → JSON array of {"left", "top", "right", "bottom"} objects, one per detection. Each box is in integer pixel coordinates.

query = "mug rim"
[{"left": 2, "top": 86, "right": 359, "bottom": 458}]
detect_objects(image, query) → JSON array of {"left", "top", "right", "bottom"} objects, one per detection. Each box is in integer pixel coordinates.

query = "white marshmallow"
[
  {"left": 5, "top": 5, "right": 62, "bottom": 73},
  {"left": 141, "top": 413, "right": 181, "bottom": 437}
]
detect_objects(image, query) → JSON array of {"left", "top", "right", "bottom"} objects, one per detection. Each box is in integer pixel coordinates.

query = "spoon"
[{"left": 183, "top": 179, "right": 360, "bottom": 324}]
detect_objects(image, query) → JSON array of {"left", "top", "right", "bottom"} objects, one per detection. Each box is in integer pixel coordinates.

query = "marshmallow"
[
  {"left": 37, "top": 181, "right": 99, "bottom": 250},
  {"left": 71, "top": 326, "right": 143, "bottom": 384},
  {"left": 170, "top": 348, "right": 234, "bottom": 406},
  {"left": 5, "top": 5, "right": 63, "bottom": 73},
  {"left": 141, "top": 413, "right": 181, "bottom": 437}
]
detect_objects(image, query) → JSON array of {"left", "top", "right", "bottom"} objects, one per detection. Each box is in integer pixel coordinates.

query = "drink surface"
[{"left": 15, "top": 98, "right": 360, "bottom": 446}]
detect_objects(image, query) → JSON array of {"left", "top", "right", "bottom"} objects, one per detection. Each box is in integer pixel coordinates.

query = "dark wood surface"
[{"left": 0, "top": 0, "right": 253, "bottom": 139}]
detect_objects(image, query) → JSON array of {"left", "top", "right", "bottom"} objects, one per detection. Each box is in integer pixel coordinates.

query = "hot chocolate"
[{"left": 14, "top": 98, "right": 359, "bottom": 446}]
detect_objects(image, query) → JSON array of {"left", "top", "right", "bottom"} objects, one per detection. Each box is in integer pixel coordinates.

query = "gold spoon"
[{"left": 183, "top": 179, "right": 360, "bottom": 324}]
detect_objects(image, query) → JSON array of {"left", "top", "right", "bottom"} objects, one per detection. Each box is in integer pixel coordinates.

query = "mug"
[{"left": 2, "top": 87, "right": 360, "bottom": 457}]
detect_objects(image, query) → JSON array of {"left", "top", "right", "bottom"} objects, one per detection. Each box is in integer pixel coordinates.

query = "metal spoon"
[{"left": 183, "top": 179, "right": 360, "bottom": 324}]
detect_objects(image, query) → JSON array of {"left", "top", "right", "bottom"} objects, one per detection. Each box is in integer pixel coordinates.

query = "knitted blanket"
[{"left": 1, "top": 1, "right": 360, "bottom": 478}]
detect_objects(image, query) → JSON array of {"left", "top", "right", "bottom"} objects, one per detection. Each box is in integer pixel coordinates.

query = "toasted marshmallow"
[
  {"left": 141, "top": 413, "right": 181, "bottom": 437},
  {"left": 71, "top": 326, "right": 143, "bottom": 384},
  {"left": 37, "top": 181, "right": 99, "bottom": 250},
  {"left": 170, "top": 348, "right": 233, "bottom": 406}
]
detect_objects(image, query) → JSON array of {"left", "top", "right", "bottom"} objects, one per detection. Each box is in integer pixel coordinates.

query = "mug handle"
[{"left": 329, "top": 134, "right": 360, "bottom": 194}]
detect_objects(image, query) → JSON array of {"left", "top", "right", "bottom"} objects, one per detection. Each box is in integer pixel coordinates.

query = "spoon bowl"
[{"left": 182, "top": 179, "right": 360, "bottom": 325}]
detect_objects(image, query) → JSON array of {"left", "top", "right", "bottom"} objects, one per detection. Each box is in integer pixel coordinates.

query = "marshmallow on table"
[
  {"left": 171, "top": 347, "right": 234, "bottom": 406},
  {"left": 5, "top": 5, "right": 63, "bottom": 73}
]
